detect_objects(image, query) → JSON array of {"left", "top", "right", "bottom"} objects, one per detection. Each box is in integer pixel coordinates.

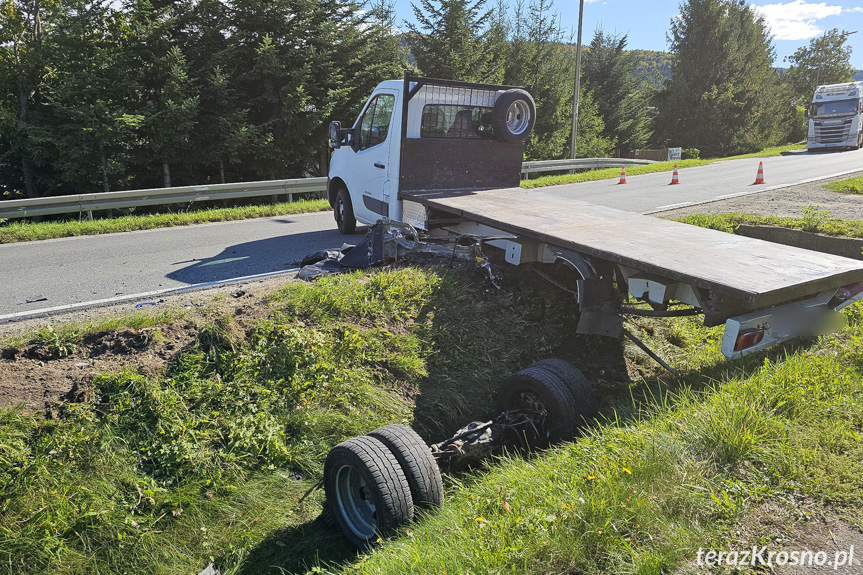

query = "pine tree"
[
  {"left": 407, "top": 0, "right": 493, "bottom": 81},
  {"left": 655, "top": 0, "right": 785, "bottom": 156},
  {"left": 581, "top": 29, "right": 652, "bottom": 154},
  {"left": 504, "top": 0, "right": 610, "bottom": 159}
]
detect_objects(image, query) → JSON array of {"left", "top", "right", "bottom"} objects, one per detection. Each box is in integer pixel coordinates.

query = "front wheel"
[{"left": 334, "top": 187, "right": 357, "bottom": 234}]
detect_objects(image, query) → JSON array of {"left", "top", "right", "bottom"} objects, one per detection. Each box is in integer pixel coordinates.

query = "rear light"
[
  {"left": 734, "top": 329, "right": 765, "bottom": 352},
  {"left": 829, "top": 281, "right": 863, "bottom": 308}
]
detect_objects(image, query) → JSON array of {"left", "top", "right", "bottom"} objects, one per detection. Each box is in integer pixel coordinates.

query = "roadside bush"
[{"left": 681, "top": 147, "right": 700, "bottom": 160}]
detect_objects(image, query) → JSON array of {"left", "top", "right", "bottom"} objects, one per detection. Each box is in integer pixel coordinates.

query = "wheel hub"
[
  {"left": 505, "top": 101, "right": 531, "bottom": 136},
  {"left": 333, "top": 464, "right": 377, "bottom": 539}
]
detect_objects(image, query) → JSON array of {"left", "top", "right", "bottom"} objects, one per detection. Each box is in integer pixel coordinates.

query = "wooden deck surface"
[{"left": 401, "top": 187, "right": 863, "bottom": 309}]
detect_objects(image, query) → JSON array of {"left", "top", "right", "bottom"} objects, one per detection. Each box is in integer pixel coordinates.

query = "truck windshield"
[{"left": 811, "top": 99, "right": 859, "bottom": 117}]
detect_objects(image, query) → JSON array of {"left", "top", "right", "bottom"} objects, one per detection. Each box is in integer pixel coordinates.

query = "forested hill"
[
  {"left": 855, "top": 70, "right": 863, "bottom": 81},
  {"left": 630, "top": 50, "right": 674, "bottom": 88}
]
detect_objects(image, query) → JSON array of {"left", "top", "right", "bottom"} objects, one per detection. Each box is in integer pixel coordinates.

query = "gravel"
[{"left": 654, "top": 171, "right": 863, "bottom": 220}]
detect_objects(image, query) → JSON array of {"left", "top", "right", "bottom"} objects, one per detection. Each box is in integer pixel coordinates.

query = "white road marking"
[
  {"left": 645, "top": 167, "right": 863, "bottom": 215},
  {"left": 0, "top": 268, "right": 300, "bottom": 324},
  {"left": 651, "top": 202, "right": 695, "bottom": 211}
]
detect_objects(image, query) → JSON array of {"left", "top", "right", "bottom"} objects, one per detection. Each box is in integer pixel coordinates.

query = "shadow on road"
[{"left": 165, "top": 227, "right": 364, "bottom": 285}]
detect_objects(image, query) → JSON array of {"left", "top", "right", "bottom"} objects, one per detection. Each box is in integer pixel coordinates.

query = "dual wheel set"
[{"left": 323, "top": 358, "right": 596, "bottom": 548}]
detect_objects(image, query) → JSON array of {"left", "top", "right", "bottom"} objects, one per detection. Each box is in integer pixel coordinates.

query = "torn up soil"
[{"left": 0, "top": 278, "right": 287, "bottom": 415}]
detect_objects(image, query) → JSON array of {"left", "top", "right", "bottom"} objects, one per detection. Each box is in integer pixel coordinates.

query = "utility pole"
[{"left": 569, "top": 0, "right": 585, "bottom": 159}]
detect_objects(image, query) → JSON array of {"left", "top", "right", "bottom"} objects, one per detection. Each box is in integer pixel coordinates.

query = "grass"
[
  {"left": 2, "top": 256, "right": 861, "bottom": 574},
  {"left": 0, "top": 265, "right": 584, "bottom": 574},
  {"left": 825, "top": 176, "right": 863, "bottom": 195},
  {"left": 329, "top": 305, "right": 863, "bottom": 575},
  {"left": 520, "top": 144, "right": 805, "bottom": 189},
  {"left": 675, "top": 207, "right": 863, "bottom": 238},
  {"left": 0, "top": 198, "right": 330, "bottom": 244}
]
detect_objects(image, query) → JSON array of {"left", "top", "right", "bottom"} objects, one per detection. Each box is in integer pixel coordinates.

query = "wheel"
[
  {"left": 323, "top": 436, "right": 413, "bottom": 548},
  {"left": 530, "top": 359, "right": 597, "bottom": 425},
  {"left": 368, "top": 424, "right": 444, "bottom": 510},
  {"left": 495, "top": 366, "right": 579, "bottom": 443},
  {"left": 491, "top": 89, "right": 536, "bottom": 144},
  {"left": 334, "top": 187, "right": 356, "bottom": 234}
]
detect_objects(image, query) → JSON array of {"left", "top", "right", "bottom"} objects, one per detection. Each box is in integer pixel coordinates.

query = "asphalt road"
[
  {"left": 0, "top": 213, "right": 344, "bottom": 319},
  {"left": 535, "top": 147, "right": 863, "bottom": 213},
  {"left": 1, "top": 148, "right": 862, "bottom": 318}
]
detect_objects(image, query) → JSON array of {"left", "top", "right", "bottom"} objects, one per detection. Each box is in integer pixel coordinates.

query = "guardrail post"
[{"left": 86, "top": 210, "right": 93, "bottom": 221}]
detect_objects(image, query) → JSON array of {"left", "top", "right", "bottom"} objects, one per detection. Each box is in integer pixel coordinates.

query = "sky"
[{"left": 391, "top": 0, "right": 863, "bottom": 71}]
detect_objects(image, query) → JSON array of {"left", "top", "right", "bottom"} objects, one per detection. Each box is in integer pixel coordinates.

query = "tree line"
[{"left": 0, "top": 0, "right": 857, "bottom": 200}]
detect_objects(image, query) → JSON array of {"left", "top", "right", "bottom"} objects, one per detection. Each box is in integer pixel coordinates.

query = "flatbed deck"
[{"left": 401, "top": 187, "right": 863, "bottom": 311}]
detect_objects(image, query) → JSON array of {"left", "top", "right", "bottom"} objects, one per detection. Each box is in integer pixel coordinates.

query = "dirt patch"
[
  {"left": 726, "top": 499, "right": 863, "bottom": 574},
  {"left": 657, "top": 171, "right": 863, "bottom": 220},
  {"left": 0, "top": 277, "right": 292, "bottom": 415}
]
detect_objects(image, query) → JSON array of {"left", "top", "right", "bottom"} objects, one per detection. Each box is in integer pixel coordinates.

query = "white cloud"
[{"left": 753, "top": 0, "right": 843, "bottom": 40}]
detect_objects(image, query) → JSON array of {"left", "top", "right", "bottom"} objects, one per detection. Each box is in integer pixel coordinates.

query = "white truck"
[
  {"left": 806, "top": 81, "right": 863, "bottom": 152},
  {"left": 322, "top": 74, "right": 863, "bottom": 549}
]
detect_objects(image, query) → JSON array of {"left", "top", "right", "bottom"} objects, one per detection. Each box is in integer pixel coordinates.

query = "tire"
[
  {"left": 491, "top": 89, "right": 536, "bottom": 144},
  {"left": 530, "top": 359, "right": 597, "bottom": 425},
  {"left": 334, "top": 187, "right": 357, "bottom": 234},
  {"left": 323, "top": 436, "right": 413, "bottom": 548},
  {"left": 368, "top": 424, "right": 444, "bottom": 510},
  {"left": 495, "top": 366, "right": 579, "bottom": 443}
]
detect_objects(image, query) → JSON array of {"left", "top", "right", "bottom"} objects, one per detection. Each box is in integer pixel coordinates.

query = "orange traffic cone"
[
  {"left": 670, "top": 164, "right": 680, "bottom": 185},
  {"left": 754, "top": 161, "right": 765, "bottom": 184},
  {"left": 618, "top": 165, "right": 627, "bottom": 184}
]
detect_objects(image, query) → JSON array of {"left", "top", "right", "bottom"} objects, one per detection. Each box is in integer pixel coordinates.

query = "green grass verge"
[
  {"left": 825, "top": 176, "right": 863, "bottom": 195},
  {"left": 675, "top": 207, "right": 863, "bottom": 238},
  {"left": 520, "top": 144, "right": 805, "bottom": 189},
  {"left": 0, "top": 198, "right": 330, "bottom": 244},
  {"left": 0, "top": 266, "right": 584, "bottom": 574},
  {"left": 2, "top": 262, "right": 862, "bottom": 574},
  {"left": 335, "top": 310, "right": 863, "bottom": 574}
]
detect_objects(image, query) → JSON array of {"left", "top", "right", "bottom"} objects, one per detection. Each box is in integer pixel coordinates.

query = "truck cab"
[
  {"left": 326, "top": 74, "right": 536, "bottom": 233},
  {"left": 806, "top": 81, "right": 863, "bottom": 152}
]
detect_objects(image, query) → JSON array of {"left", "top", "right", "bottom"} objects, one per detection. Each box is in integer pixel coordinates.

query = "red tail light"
[{"left": 734, "top": 329, "right": 765, "bottom": 352}]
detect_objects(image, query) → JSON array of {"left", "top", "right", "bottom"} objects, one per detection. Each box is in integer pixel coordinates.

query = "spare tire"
[
  {"left": 491, "top": 89, "right": 536, "bottom": 144},
  {"left": 323, "top": 436, "right": 413, "bottom": 548},
  {"left": 531, "top": 359, "right": 597, "bottom": 425},
  {"left": 495, "top": 366, "right": 579, "bottom": 443},
  {"left": 368, "top": 424, "right": 444, "bottom": 510}
]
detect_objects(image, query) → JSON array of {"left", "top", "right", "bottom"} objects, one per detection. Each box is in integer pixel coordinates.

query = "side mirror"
[{"left": 329, "top": 121, "right": 342, "bottom": 149}]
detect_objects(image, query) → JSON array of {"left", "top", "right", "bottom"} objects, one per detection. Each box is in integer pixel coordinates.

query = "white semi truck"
[
  {"left": 321, "top": 74, "right": 863, "bottom": 547},
  {"left": 806, "top": 80, "right": 863, "bottom": 151}
]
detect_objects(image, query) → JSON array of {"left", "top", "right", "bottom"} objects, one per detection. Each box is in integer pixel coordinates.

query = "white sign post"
[{"left": 668, "top": 147, "right": 682, "bottom": 161}]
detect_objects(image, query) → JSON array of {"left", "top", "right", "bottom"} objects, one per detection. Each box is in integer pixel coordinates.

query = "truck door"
[{"left": 351, "top": 91, "right": 397, "bottom": 223}]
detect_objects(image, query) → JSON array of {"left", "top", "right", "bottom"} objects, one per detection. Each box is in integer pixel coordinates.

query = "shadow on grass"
[
  {"left": 228, "top": 261, "right": 820, "bottom": 574},
  {"left": 231, "top": 515, "right": 358, "bottom": 575}
]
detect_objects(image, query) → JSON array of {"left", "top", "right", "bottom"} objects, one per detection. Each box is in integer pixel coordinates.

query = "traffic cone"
[
  {"left": 753, "top": 161, "right": 765, "bottom": 184},
  {"left": 618, "top": 165, "right": 627, "bottom": 184},
  {"left": 670, "top": 164, "right": 680, "bottom": 185}
]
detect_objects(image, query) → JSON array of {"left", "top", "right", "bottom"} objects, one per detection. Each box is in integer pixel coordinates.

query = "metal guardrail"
[
  {"left": 521, "top": 157, "right": 656, "bottom": 174},
  {"left": 0, "top": 177, "right": 328, "bottom": 220},
  {"left": 0, "top": 157, "right": 657, "bottom": 220}
]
